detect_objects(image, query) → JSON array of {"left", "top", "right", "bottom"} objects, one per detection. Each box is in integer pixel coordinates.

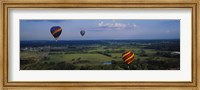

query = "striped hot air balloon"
[
  {"left": 122, "top": 51, "right": 135, "bottom": 65},
  {"left": 50, "top": 26, "right": 62, "bottom": 41}
]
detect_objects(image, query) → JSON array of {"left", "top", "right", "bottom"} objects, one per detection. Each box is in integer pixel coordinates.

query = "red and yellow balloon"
[{"left": 122, "top": 51, "right": 135, "bottom": 64}]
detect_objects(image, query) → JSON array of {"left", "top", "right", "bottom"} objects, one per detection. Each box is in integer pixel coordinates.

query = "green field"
[
  {"left": 20, "top": 40, "right": 180, "bottom": 70},
  {"left": 48, "top": 53, "right": 119, "bottom": 63},
  {"left": 21, "top": 47, "right": 156, "bottom": 63}
]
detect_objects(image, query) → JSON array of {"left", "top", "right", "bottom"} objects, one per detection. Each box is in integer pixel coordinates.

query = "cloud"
[
  {"left": 97, "top": 21, "right": 137, "bottom": 30},
  {"left": 165, "top": 30, "right": 171, "bottom": 33}
]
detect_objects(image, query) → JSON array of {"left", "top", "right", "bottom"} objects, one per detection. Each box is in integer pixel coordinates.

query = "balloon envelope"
[
  {"left": 80, "top": 30, "right": 85, "bottom": 36},
  {"left": 50, "top": 26, "right": 62, "bottom": 41},
  {"left": 122, "top": 51, "right": 135, "bottom": 64}
]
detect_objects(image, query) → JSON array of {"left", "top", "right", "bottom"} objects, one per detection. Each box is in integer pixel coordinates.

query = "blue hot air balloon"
[
  {"left": 50, "top": 26, "right": 62, "bottom": 41},
  {"left": 80, "top": 30, "right": 85, "bottom": 36}
]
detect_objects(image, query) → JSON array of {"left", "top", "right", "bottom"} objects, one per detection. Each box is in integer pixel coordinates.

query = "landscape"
[
  {"left": 20, "top": 20, "right": 180, "bottom": 70},
  {"left": 20, "top": 39, "right": 180, "bottom": 70}
]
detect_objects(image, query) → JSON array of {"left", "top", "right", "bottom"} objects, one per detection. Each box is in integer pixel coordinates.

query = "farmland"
[{"left": 20, "top": 39, "right": 180, "bottom": 70}]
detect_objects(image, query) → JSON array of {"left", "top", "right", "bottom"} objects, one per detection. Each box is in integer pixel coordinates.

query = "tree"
[{"left": 139, "top": 49, "right": 147, "bottom": 57}]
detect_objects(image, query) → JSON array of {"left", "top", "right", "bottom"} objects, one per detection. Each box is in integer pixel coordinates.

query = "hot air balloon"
[
  {"left": 50, "top": 26, "right": 62, "bottom": 41},
  {"left": 122, "top": 51, "right": 135, "bottom": 69},
  {"left": 80, "top": 30, "right": 85, "bottom": 36}
]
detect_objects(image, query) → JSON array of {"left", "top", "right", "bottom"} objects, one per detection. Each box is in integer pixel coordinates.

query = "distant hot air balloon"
[
  {"left": 122, "top": 51, "right": 135, "bottom": 69},
  {"left": 50, "top": 26, "right": 62, "bottom": 41},
  {"left": 80, "top": 30, "right": 85, "bottom": 36}
]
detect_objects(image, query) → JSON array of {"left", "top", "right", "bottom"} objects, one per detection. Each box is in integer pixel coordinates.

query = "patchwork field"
[{"left": 20, "top": 40, "right": 180, "bottom": 70}]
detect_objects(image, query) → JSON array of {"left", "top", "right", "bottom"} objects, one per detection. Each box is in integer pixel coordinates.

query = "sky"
[{"left": 20, "top": 20, "right": 180, "bottom": 40}]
